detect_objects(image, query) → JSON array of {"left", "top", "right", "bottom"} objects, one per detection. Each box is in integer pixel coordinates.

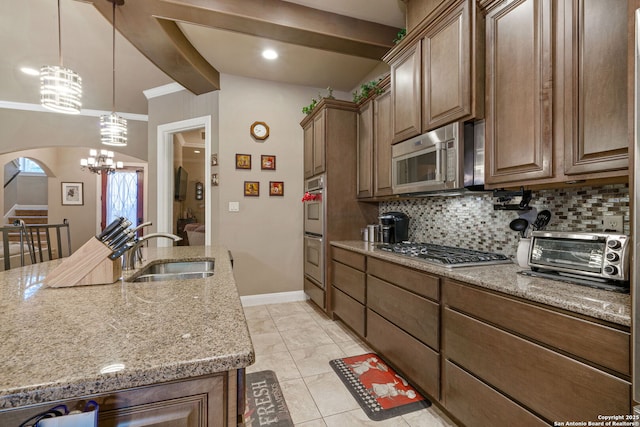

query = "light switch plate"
[{"left": 229, "top": 201, "right": 240, "bottom": 212}]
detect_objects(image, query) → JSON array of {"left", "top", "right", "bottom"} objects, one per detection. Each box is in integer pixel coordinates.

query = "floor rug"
[
  {"left": 330, "top": 353, "right": 431, "bottom": 421},
  {"left": 244, "top": 370, "right": 293, "bottom": 427}
]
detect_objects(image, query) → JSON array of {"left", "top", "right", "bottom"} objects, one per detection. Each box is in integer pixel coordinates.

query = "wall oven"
[
  {"left": 303, "top": 175, "right": 325, "bottom": 289},
  {"left": 303, "top": 175, "right": 324, "bottom": 236}
]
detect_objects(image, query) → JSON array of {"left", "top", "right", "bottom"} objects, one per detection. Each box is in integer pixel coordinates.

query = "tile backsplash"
[{"left": 379, "top": 184, "right": 629, "bottom": 258}]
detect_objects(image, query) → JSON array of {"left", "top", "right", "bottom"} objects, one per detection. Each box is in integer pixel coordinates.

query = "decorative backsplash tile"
[{"left": 379, "top": 184, "right": 629, "bottom": 258}]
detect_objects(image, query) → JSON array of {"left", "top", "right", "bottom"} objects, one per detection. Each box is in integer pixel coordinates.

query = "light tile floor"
[{"left": 244, "top": 300, "right": 458, "bottom": 426}]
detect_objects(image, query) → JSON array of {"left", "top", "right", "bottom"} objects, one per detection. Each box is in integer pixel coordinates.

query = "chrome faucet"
[{"left": 124, "top": 232, "right": 182, "bottom": 270}]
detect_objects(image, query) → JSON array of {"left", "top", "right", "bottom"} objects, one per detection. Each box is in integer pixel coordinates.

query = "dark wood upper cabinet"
[
  {"left": 373, "top": 89, "right": 393, "bottom": 197},
  {"left": 385, "top": 0, "right": 484, "bottom": 144},
  {"left": 390, "top": 42, "right": 423, "bottom": 143},
  {"left": 357, "top": 101, "right": 374, "bottom": 198},
  {"left": 563, "top": 0, "right": 629, "bottom": 175},
  {"left": 482, "top": 0, "right": 629, "bottom": 188},
  {"left": 422, "top": 0, "right": 480, "bottom": 130},
  {"left": 484, "top": 0, "right": 554, "bottom": 185}
]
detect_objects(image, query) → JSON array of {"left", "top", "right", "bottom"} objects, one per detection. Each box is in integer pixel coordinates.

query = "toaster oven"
[{"left": 528, "top": 231, "right": 630, "bottom": 284}]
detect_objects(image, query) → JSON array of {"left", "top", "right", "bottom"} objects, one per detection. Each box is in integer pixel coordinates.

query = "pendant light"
[
  {"left": 100, "top": 0, "right": 127, "bottom": 147},
  {"left": 40, "top": 0, "right": 82, "bottom": 114}
]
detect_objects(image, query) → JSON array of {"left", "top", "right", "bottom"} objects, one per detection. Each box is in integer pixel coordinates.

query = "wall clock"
[{"left": 250, "top": 121, "right": 270, "bottom": 141}]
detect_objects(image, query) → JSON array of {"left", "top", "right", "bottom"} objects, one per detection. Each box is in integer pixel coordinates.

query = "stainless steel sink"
[
  {"left": 132, "top": 271, "right": 214, "bottom": 282},
  {"left": 129, "top": 260, "right": 215, "bottom": 283},
  {"left": 141, "top": 260, "right": 215, "bottom": 274}
]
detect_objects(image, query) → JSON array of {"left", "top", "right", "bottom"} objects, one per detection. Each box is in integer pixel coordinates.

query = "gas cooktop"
[{"left": 377, "top": 242, "right": 512, "bottom": 268}]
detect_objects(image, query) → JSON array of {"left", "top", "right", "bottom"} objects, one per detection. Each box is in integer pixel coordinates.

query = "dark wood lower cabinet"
[
  {"left": 332, "top": 287, "right": 365, "bottom": 337},
  {"left": 366, "top": 309, "right": 440, "bottom": 401},
  {"left": 444, "top": 361, "right": 548, "bottom": 427},
  {"left": 329, "top": 246, "right": 632, "bottom": 425},
  {"left": 0, "top": 372, "right": 239, "bottom": 427},
  {"left": 443, "top": 307, "right": 630, "bottom": 422}
]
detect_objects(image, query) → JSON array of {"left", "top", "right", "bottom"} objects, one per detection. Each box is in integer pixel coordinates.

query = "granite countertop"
[
  {"left": 0, "top": 246, "right": 254, "bottom": 410},
  {"left": 331, "top": 241, "right": 631, "bottom": 327}
]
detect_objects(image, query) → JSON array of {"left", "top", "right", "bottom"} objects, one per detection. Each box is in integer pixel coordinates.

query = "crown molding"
[
  {"left": 143, "top": 82, "right": 186, "bottom": 99},
  {"left": 0, "top": 100, "right": 148, "bottom": 122}
]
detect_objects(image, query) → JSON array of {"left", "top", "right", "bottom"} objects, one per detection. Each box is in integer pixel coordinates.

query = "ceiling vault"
[{"left": 89, "top": 0, "right": 401, "bottom": 94}]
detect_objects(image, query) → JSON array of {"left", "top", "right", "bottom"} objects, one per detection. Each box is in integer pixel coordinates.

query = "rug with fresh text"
[
  {"left": 330, "top": 353, "right": 431, "bottom": 421},
  {"left": 244, "top": 370, "right": 293, "bottom": 427}
]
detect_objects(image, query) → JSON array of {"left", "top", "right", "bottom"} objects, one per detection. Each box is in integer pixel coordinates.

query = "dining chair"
[{"left": 24, "top": 219, "right": 72, "bottom": 263}]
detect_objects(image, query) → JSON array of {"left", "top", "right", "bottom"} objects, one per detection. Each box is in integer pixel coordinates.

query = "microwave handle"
[{"left": 436, "top": 141, "right": 446, "bottom": 182}]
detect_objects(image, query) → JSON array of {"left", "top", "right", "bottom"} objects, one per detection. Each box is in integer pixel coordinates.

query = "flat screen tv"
[{"left": 175, "top": 166, "right": 188, "bottom": 201}]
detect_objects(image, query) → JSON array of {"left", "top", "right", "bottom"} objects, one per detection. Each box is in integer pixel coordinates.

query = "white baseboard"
[{"left": 241, "top": 290, "right": 309, "bottom": 307}]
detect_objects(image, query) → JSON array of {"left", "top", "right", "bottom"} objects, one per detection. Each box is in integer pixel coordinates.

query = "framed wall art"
[
  {"left": 244, "top": 181, "right": 260, "bottom": 197},
  {"left": 61, "top": 182, "right": 84, "bottom": 206},
  {"left": 269, "top": 181, "right": 284, "bottom": 196},
  {"left": 261, "top": 155, "right": 276, "bottom": 170},
  {"left": 235, "top": 154, "right": 251, "bottom": 170}
]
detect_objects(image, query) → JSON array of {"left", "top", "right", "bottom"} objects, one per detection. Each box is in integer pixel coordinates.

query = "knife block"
[{"left": 43, "top": 237, "right": 122, "bottom": 288}]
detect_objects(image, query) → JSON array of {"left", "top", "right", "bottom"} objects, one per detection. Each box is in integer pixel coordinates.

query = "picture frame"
[
  {"left": 244, "top": 181, "right": 260, "bottom": 197},
  {"left": 269, "top": 181, "right": 284, "bottom": 196},
  {"left": 61, "top": 182, "right": 84, "bottom": 206},
  {"left": 261, "top": 155, "right": 276, "bottom": 171},
  {"left": 235, "top": 154, "right": 251, "bottom": 170}
]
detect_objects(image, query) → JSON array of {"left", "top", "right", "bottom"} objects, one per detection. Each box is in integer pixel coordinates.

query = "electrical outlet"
[{"left": 603, "top": 215, "right": 623, "bottom": 233}]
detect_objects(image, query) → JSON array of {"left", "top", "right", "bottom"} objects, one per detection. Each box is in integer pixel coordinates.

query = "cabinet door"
[
  {"left": 312, "top": 112, "right": 326, "bottom": 176},
  {"left": 374, "top": 90, "right": 393, "bottom": 197},
  {"left": 563, "top": 0, "right": 628, "bottom": 174},
  {"left": 303, "top": 121, "right": 314, "bottom": 178},
  {"left": 422, "top": 0, "right": 471, "bottom": 130},
  {"left": 485, "top": 0, "right": 554, "bottom": 185},
  {"left": 391, "top": 42, "right": 422, "bottom": 143},
  {"left": 357, "top": 101, "right": 374, "bottom": 198}
]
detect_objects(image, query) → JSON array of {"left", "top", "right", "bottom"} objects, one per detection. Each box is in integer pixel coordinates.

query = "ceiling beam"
[{"left": 90, "top": 0, "right": 401, "bottom": 94}]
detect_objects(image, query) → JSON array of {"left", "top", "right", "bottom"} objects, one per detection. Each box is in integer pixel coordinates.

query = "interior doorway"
[{"left": 157, "top": 116, "right": 212, "bottom": 247}]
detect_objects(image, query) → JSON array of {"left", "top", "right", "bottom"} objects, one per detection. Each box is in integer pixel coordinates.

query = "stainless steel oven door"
[
  {"left": 303, "top": 192, "right": 323, "bottom": 236},
  {"left": 304, "top": 235, "right": 324, "bottom": 287}
]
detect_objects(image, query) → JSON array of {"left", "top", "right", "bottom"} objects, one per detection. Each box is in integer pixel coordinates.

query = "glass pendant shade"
[
  {"left": 100, "top": 113, "right": 127, "bottom": 146},
  {"left": 40, "top": 65, "right": 82, "bottom": 114},
  {"left": 40, "top": 0, "right": 82, "bottom": 115}
]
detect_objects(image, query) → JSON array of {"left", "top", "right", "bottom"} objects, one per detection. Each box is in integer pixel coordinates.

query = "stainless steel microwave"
[
  {"left": 391, "top": 121, "right": 484, "bottom": 195},
  {"left": 528, "top": 231, "right": 630, "bottom": 282}
]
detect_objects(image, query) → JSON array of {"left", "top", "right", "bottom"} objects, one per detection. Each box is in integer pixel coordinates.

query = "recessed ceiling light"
[
  {"left": 20, "top": 67, "right": 39, "bottom": 76},
  {"left": 194, "top": 150, "right": 201, "bottom": 154},
  {"left": 262, "top": 49, "right": 278, "bottom": 60}
]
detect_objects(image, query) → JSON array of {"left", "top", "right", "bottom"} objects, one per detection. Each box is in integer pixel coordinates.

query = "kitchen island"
[{"left": 0, "top": 246, "right": 254, "bottom": 426}]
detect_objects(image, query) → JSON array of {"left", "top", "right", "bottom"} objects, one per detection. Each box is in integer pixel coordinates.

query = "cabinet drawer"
[
  {"left": 444, "top": 308, "right": 630, "bottom": 422},
  {"left": 444, "top": 361, "right": 548, "bottom": 427},
  {"left": 368, "top": 257, "right": 439, "bottom": 301},
  {"left": 333, "top": 287, "right": 365, "bottom": 337},
  {"left": 367, "top": 309, "right": 440, "bottom": 400},
  {"left": 332, "top": 261, "right": 365, "bottom": 303},
  {"left": 443, "top": 280, "right": 630, "bottom": 375},
  {"left": 332, "top": 247, "right": 365, "bottom": 271},
  {"left": 304, "top": 277, "right": 325, "bottom": 309},
  {"left": 367, "top": 275, "right": 439, "bottom": 350}
]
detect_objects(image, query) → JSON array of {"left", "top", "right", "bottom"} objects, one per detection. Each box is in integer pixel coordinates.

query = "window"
[{"left": 18, "top": 158, "right": 45, "bottom": 175}]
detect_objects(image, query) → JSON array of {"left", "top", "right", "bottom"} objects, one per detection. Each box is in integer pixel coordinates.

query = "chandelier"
[
  {"left": 40, "top": 0, "right": 82, "bottom": 114},
  {"left": 80, "top": 149, "right": 123, "bottom": 174},
  {"left": 100, "top": 0, "right": 127, "bottom": 146}
]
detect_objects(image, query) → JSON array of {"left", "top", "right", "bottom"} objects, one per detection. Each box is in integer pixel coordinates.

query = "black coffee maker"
[{"left": 378, "top": 212, "right": 410, "bottom": 243}]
